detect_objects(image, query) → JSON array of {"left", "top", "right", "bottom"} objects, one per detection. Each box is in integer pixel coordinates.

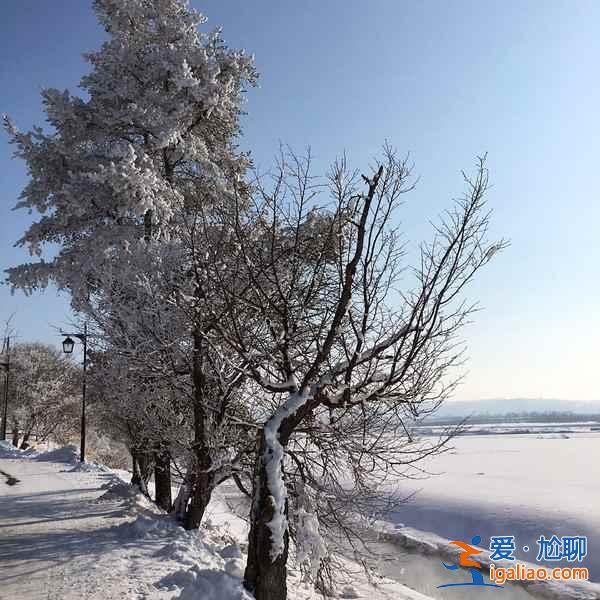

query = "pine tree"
[
  {"left": 4, "top": 0, "right": 255, "bottom": 303},
  {"left": 4, "top": 0, "right": 256, "bottom": 525}
]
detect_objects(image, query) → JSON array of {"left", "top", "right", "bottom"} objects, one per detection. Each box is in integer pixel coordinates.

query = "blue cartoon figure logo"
[{"left": 438, "top": 535, "right": 503, "bottom": 589}]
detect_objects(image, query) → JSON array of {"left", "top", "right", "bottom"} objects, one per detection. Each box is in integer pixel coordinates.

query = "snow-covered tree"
[
  {"left": 7, "top": 343, "right": 80, "bottom": 449},
  {"left": 4, "top": 0, "right": 256, "bottom": 524},
  {"left": 83, "top": 232, "right": 257, "bottom": 522},
  {"left": 197, "top": 147, "right": 506, "bottom": 600},
  {"left": 4, "top": 0, "right": 255, "bottom": 304}
]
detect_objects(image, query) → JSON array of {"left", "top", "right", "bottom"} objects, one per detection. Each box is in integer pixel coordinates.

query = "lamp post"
[
  {"left": 61, "top": 323, "right": 87, "bottom": 463},
  {"left": 0, "top": 337, "right": 10, "bottom": 442}
]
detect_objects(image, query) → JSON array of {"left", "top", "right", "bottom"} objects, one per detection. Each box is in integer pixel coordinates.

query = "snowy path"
[
  {"left": 0, "top": 449, "right": 437, "bottom": 600},
  {"left": 0, "top": 453, "right": 171, "bottom": 600},
  {"left": 6, "top": 437, "right": 596, "bottom": 600}
]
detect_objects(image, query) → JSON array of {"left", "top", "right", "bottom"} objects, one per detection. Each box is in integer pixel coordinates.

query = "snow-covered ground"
[
  {"left": 0, "top": 442, "right": 430, "bottom": 600},
  {"left": 1, "top": 432, "right": 599, "bottom": 600},
  {"left": 383, "top": 432, "right": 600, "bottom": 583}
]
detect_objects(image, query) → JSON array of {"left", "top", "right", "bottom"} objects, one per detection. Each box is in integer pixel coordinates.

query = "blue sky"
[{"left": 1, "top": 1, "right": 599, "bottom": 401}]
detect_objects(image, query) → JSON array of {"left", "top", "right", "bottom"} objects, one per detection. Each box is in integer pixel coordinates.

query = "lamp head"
[{"left": 62, "top": 336, "right": 75, "bottom": 354}]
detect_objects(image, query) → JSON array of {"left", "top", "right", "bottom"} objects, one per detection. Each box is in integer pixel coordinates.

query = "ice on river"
[{"left": 385, "top": 432, "right": 600, "bottom": 580}]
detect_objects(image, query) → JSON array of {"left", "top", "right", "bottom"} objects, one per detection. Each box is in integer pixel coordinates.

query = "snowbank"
[
  {"left": 88, "top": 465, "right": 436, "bottom": 599},
  {"left": 33, "top": 445, "right": 111, "bottom": 474},
  {"left": 0, "top": 440, "right": 22, "bottom": 458},
  {"left": 157, "top": 566, "right": 253, "bottom": 600},
  {"left": 35, "top": 443, "right": 79, "bottom": 463},
  {"left": 0, "top": 440, "right": 38, "bottom": 459},
  {"left": 112, "top": 490, "right": 255, "bottom": 600}
]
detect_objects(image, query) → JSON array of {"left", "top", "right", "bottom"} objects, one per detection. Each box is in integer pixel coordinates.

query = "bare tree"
[{"left": 196, "top": 145, "right": 505, "bottom": 600}]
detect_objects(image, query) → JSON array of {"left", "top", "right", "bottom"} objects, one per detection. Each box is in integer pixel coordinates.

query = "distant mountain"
[{"left": 436, "top": 398, "right": 600, "bottom": 418}]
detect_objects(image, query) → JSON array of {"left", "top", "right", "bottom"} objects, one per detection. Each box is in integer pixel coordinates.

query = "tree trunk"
[
  {"left": 11, "top": 426, "right": 19, "bottom": 448},
  {"left": 181, "top": 328, "right": 216, "bottom": 530},
  {"left": 244, "top": 430, "right": 289, "bottom": 600},
  {"left": 183, "top": 468, "right": 214, "bottom": 530},
  {"left": 173, "top": 477, "right": 192, "bottom": 521},
  {"left": 19, "top": 431, "right": 31, "bottom": 450},
  {"left": 154, "top": 449, "right": 172, "bottom": 511},
  {"left": 131, "top": 448, "right": 152, "bottom": 497}
]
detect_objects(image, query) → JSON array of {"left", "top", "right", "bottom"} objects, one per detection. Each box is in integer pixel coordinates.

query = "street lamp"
[
  {"left": 61, "top": 324, "right": 87, "bottom": 463},
  {"left": 62, "top": 336, "right": 75, "bottom": 355},
  {"left": 0, "top": 337, "right": 9, "bottom": 442}
]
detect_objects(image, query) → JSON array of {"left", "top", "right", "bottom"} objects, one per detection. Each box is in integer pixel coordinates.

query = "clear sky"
[{"left": 1, "top": 1, "right": 599, "bottom": 402}]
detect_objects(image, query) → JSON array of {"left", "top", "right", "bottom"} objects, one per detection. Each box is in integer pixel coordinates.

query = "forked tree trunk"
[
  {"left": 19, "top": 431, "right": 31, "bottom": 450},
  {"left": 244, "top": 430, "right": 290, "bottom": 600},
  {"left": 131, "top": 449, "right": 153, "bottom": 497},
  {"left": 172, "top": 478, "right": 191, "bottom": 521},
  {"left": 154, "top": 449, "right": 172, "bottom": 511}
]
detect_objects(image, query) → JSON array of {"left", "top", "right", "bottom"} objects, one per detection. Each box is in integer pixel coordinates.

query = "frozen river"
[{"left": 384, "top": 432, "right": 600, "bottom": 582}]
